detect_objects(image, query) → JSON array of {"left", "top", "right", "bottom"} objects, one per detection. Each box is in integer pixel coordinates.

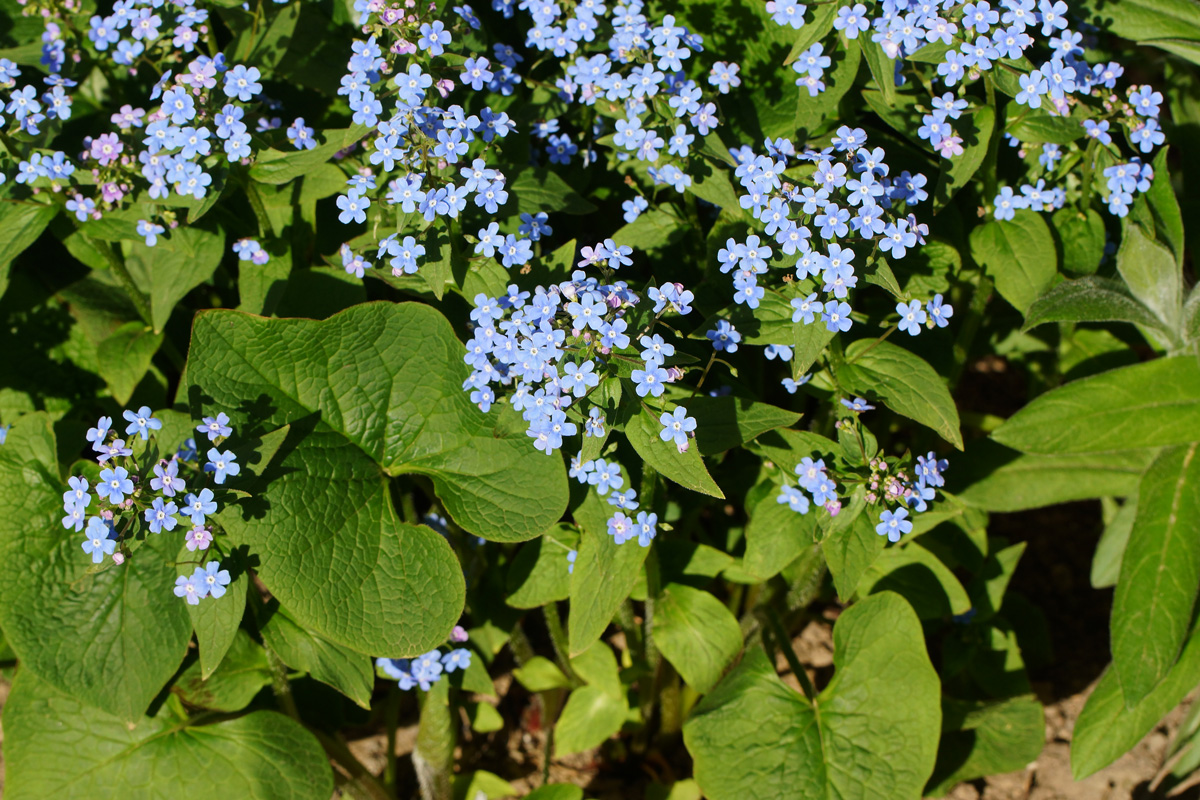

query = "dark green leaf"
[
  {"left": 676, "top": 395, "right": 800, "bottom": 456},
  {"left": 652, "top": 582, "right": 742, "bottom": 693},
  {"left": 568, "top": 492, "right": 648, "bottom": 655},
  {"left": 1023, "top": 276, "right": 1163, "bottom": 331},
  {"left": 1117, "top": 219, "right": 1182, "bottom": 331},
  {"left": 934, "top": 105, "right": 995, "bottom": 210},
  {"left": 622, "top": 406, "right": 722, "bottom": 498},
  {"left": 969, "top": 211, "right": 1058, "bottom": 314},
  {"left": 259, "top": 602, "right": 374, "bottom": 709}
]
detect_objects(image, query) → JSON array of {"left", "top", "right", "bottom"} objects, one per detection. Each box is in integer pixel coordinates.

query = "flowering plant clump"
[{"left": 2, "top": 0, "right": 1200, "bottom": 797}]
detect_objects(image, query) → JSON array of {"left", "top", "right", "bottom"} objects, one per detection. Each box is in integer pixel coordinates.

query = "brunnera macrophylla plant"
[{"left": 2, "top": 0, "right": 1200, "bottom": 797}]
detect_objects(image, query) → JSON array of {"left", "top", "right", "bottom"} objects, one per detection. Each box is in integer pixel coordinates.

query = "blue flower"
[
  {"left": 897, "top": 300, "right": 927, "bottom": 335},
  {"left": 588, "top": 459, "right": 624, "bottom": 495},
  {"left": 82, "top": 517, "right": 116, "bottom": 564},
  {"left": 205, "top": 448, "right": 240, "bottom": 484},
  {"left": 707, "top": 320, "right": 740, "bottom": 352},
  {"left": 150, "top": 459, "right": 186, "bottom": 497},
  {"left": 632, "top": 365, "right": 669, "bottom": 398},
  {"left": 608, "top": 489, "right": 639, "bottom": 510},
  {"left": 876, "top": 508, "right": 913, "bottom": 543},
  {"left": 567, "top": 549, "right": 577, "bottom": 573},
  {"left": 840, "top": 397, "right": 875, "bottom": 412},
  {"left": 286, "top": 117, "right": 316, "bottom": 150},
  {"left": 145, "top": 498, "right": 179, "bottom": 534},
  {"left": 418, "top": 20, "right": 451, "bottom": 55},
  {"left": 927, "top": 295, "right": 954, "bottom": 328},
  {"left": 461, "top": 56, "right": 493, "bottom": 91},
  {"left": 777, "top": 485, "right": 810, "bottom": 514},
  {"left": 97, "top": 467, "right": 134, "bottom": 505},
  {"left": 198, "top": 412, "right": 232, "bottom": 442},
  {"left": 658, "top": 407, "right": 696, "bottom": 450},
  {"left": 184, "top": 488, "right": 217, "bottom": 525},
  {"left": 337, "top": 192, "right": 369, "bottom": 225},
  {"left": 136, "top": 220, "right": 164, "bottom": 247},
  {"left": 607, "top": 512, "right": 634, "bottom": 544},
  {"left": 174, "top": 572, "right": 208, "bottom": 605},
  {"left": 223, "top": 65, "right": 262, "bottom": 101},
  {"left": 821, "top": 301, "right": 853, "bottom": 333},
  {"left": 635, "top": 511, "right": 657, "bottom": 547},
  {"left": 200, "top": 561, "right": 231, "bottom": 598},
  {"left": 123, "top": 406, "right": 162, "bottom": 440},
  {"left": 441, "top": 648, "right": 472, "bottom": 672}
]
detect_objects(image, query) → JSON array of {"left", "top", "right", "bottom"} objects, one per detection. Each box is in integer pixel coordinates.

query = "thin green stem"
[
  {"left": 767, "top": 607, "right": 816, "bottom": 702},
  {"left": 543, "top": 603, "right": 582, "bottom": 686}
]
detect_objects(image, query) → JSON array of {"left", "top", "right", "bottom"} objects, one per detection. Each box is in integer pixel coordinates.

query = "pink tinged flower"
[
  {"left": 101, "top": 182, "right": 124, "bottom": 203},
  {"left": 826, "top": 500, "right": 842, "bottom": 516},
  {"left": 435, "top": 78, "right": 454, "bottom": 98},
  {"left": 90, "top": 132, "right": 123, "bottom": 165},
  {"left": 112, "top": 552, "right": 125, "bottom": 565},
  {"left": 936, "top": 135, "right": 964, "bottom": 158},
  {"left": 450, "top": 625, "right": 468, "bottom": 642},
  {"left": 185, "top": 526, "right": 213, "bottom": 551}
]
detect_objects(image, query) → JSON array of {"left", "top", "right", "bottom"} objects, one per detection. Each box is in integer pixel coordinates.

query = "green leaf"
[
  {"left": 570, "top": 640, "right": 621, "bottom": 697},
  {"left": 191, "top": 303, "right": 580, "bottom": 654},
  {"left": 181, "top": 540, "right": 248, "bottom": 680},
  {"left": 1092, "top": 498, "right": 1137, "bottom": 590},
  {"left": 0, "top": 202, "right": 57, "bottom": 298},
  {"left": 822, "top": 501, "right": 886, "bottom": 601},
  {"left": 249, "top": 125, "right": 370, "bottom": 184},
  {"left": 676, "top": 395, "right": 800, "bottom": 457},
  {"left": 174, "top": 630, "right": 272, "bottom": 712},
  {"left": 4, "top": 670, "right": 333, "bottom": 800},
  {"left": 1111, "top": 444, "right": 1200, "bottom": 706},
  {"left": 568, "top": 491, "right": 649, "bottom": 655},
  {"left": 837, "top": 340, "right": 963, "bottom": 449},
  {"left": 554, "top": 685, "right": 628, "bottom": 756},
  {"left": 506, "top": 524, "right": 578, "bottom": 609},
  {"left": 969, "top": 211, "right": 1058, "bottom": 314},
  {"left": 744, "top": 483, "right": 819, "bottom": 580},
  {"left": 452, "top": 771, "right": 516, "bottom": 800},
  {"left": 992, "top": 356, "right": 1200, "bottom": 455},
  {"left": 859, "top": 37, "right": 896, "bottom": 106},
  {"left": 1096, "top": 0, "right": 1200, "bottom": 44},
  {"left": 652, "top": 582, "right": 742, "bottom": 693},
  {"left": 525, "top": 786, "right": 585, "bottom": 800},
  {"left": 513, "top": 656, "right": 571, "bottom": 692},
  {"left": 1007, "top": 114, "right": 1083, "bottom": 144},
  {"left": 934, "top": 105, "right": 995, "bottom": 211},
  {"left": 857, "top": 541, "right": 972, "bottom": 619},
  {"left": 622, "top": 406, "right": 723, "bottom": 498},
  {"left": 1073, "top": 625, "right": 1200, "bottom": 779},
  {"left": 511, "top": 168, "right": 597, "bottom": 215},
  {"left": 1144, "top": 148, "right": 1185, "bottom": 265},
  {"left": 124, "top": 225, "right": 224, "bottom": 333},
  {"left": 0, "top": 414, "right": 191, "bottom": 721},
  {"left": 953, "top": 440, "right": 1153, "bottom": 511},
  {"left": 258, "top": 602, "right": 374, "bottom": 709},
  {"left": 1053, "top": 207, "right": 1106, "bottom": 276},
  {"left": 1023, "top": 276, "right": 1163, "bottom": 332},
  {"left": 926, "top": 696, "right": 1046, "bottom": 795},
  {"left": 684, "top": 592, "right": 941, "bottom": 800},
  {"left": 1117, "top": 219, "right": 1182, "bottom": 330},
  {"left": 95, "top": 321, "right": 163, "bottom": 404},
  {"left": 746, "top": 428, "right": 837, "bottom": 474}
]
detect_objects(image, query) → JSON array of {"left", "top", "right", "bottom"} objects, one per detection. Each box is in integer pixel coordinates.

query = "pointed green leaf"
[
  {"left": 927, "top": 696, "right": 1045, "bottom": 795},
  {"left": 124, "top": 225, "right": 224, "bottom": 334},
  {"left": 622, "top": 406, "right": 722, "bottom": 497},
  {"left": 969, "top": 211, "right": 1057, "bottom": 314},
  {"left": 837, "top": 340, "right": 963, "bottom": 449},
  {"left": 676, "top": 395, "right": 801, "bottom": 457},
  {"left": 506, "top": 524, "right": 578, "bottom": 609},
  {"left": 1112, "top": 444, "right": 1200, "bottom": 706},
  {"left": 4, "top": 670, "right": 333, "bottom": 800},
  {"left": 0, "top": 414, "right": 191, "bottom": 721},
  {"left": 258, "top": 602, "right": 375, "bottom": 709},
  {"left": 684, "top": 592, "right": 941, "bottom": 800},
  {"left": 1117, "top": 220, "right": 1182, "bottom": 330},
  {"left": 1023, "top": 276, "right": 1164, "bottom": 331},
  {"left": 554, "top": 685, "right": 628, "bottom": 756},
  {"left": 652, "top": 582, "right": 742, "bottom": 693},
  {"left": 174, "top": 630, "right": 272, "bottom": 712},
  {"left": 992, "top": 356, "right": 1200, "bottom": 455}
]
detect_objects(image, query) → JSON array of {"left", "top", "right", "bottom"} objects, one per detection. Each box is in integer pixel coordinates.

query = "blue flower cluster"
[
  {"left": 567, "top": 456, "right": 657, "bottom": 547},
  {"left": 375, "top": 625, "right": 473, "bottom": 691},
  {"left": 65, "top": 408, "right": 240, "bottom": 604},
  {"left": 463, "top": 244, "right": 694, "bottom": 458}
]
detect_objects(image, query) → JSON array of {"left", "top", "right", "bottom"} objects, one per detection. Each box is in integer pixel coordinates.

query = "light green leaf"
[
  {"left": 622, "top": 406, "right": 722, "bottom": 498},
  {"left": 969, "top": 211, "right": 1057, "bottom": 314},
  {"left": 822, "top": 499, "right": 885, "bottom": 601},
  {"left": 174, "top": 630, "right": 272, "bottom": 712},
  {"left": 189, "top": 303, "right": 574, "bottom": 655},
  {"left": 1073, "top": 625, "right": 1200, "bottom": 779},
  {"left": 4, "top": 670, "right": 333, "bottom": 800},
  {"left": 511, "top": 168, "right": 596, "bottom": 215},
  {"left": 926, "top": 696, "right": 1046, "bottom": 795},
  {"left": 124, "top": 225, "right": 224, "bottom": 333},
  {"left": 1092, "top": 498, "right": 1137, "bottom": 590},
  {"left": 554, "top": 685, "right": 627, "bottom": 756},
  {"left": 953, "top": 440, "right": 1153, "bottom": 511},
  {"left": 513, "top": 656, "right": 570, "bottom": 692},
  {"left": 1098, "top": 0, "right": 1200, "bottom": 45},
  {"left": 0, "top": 414, "right": 191, "bottom": 721},
  {"left": 570, "top": 640, "right": 621, "bottom": 697},
  {"left": 506, "top": 524, "right": 578, "bottom": 609},
  {"left": 992, "top": 356, "right": 1200, "bottom": 454},
  {"left": 180, "top": 541, "right": 248, "bottom": 680},
  {"left": 525, "top": 786, "right": 584, "bottom": 800},
  {"left": 96, "top": 322, "right": 163, "bottom": 404},
  {"left": 859, "top": 37, "right": 896, "bottom": 106},
  {"left": 1112, "top": 444, "right": 1200, "bottom": 706},
  {"left": 1007, "top": 114, "right": 1083, "bottom": 144},
  {"left": 0, "top": 202, "right": 57, "bottom": 298},
  {"left": 1023, "top": 276, "right": 1164, "bottom": 332},
  {"left": 249, "top": 125, "right": 370, "bottom": 184},
  {"left": 684, "top": 592, "right": 941, "bottom": 800},
  {"left": 258, "top": 602, "right": 374, "bottom": 709},
  {"left": 568, "top": 492, "right": 649, "bottom": 655},
  {"left": 676, "top": 395, "right": 800, "bottom": 457},
  {"left": 1117, "top": 219, "right": 1182, "bottom": 330},
  {"left": 857, "top": 541, "right": 971, "bottom": 619},
  {"left": 934, "top": 105, "right": 995, "bottom": 210},
  {"left": 652, "top": 583, "right": 742, "bottom": 693},
  {"left": 744, "top": 481, "right": 819, "bottom": 580},
  {"left": 1053, "top": 207, "right": 1106, "bottom": 276},
  {"left": 837, "top": 340, "right": 963, "bottom": 449}
]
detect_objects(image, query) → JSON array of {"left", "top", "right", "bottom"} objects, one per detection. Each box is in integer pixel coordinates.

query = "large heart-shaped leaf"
[
  {"left": 4, "top": 670, "right": 333, "bottom": 800},
  {"left": 0, "top": 413, "right": 192, "bottom": 721},
  {"left": 187, "top": 302, "right": 568, "bottom": 655},
  {"left": 684, "top": 592, "right": 941, "bottom": 800}
]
